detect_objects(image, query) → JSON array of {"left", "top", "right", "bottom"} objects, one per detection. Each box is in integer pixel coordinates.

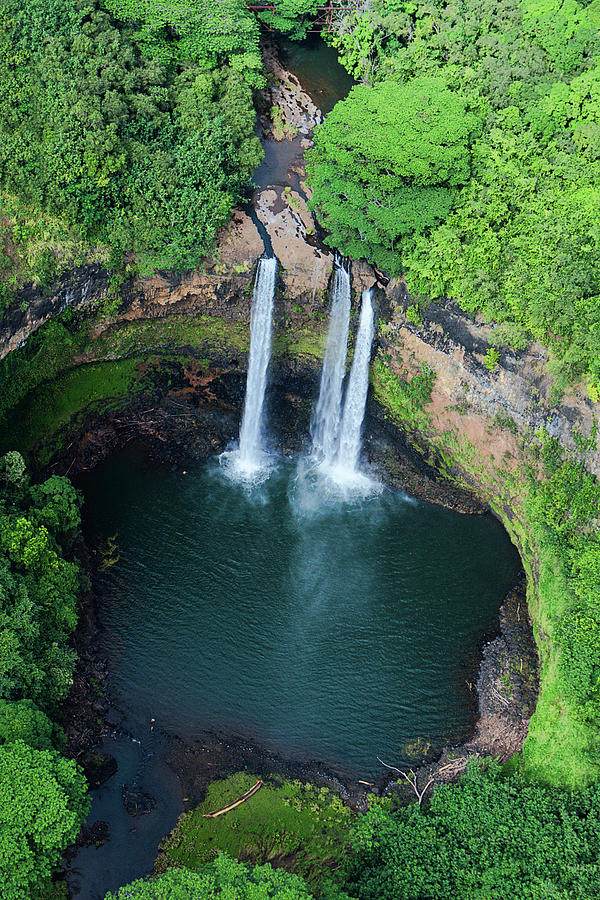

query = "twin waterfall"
[
  {"left": 310, "top": 263, "right": 352, "bottom": 467},
  {"left": 310, "top": 262, "right": 375, "bottom": 479},
  {"left": 336, "top": 288, "right": 375, "bottom": 475},
  {"left": 232, "top": 254, "right": 374, "bottom": 486}
]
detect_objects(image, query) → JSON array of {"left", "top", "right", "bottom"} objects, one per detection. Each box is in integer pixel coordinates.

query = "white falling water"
[
  {"left": 336, "top": 289, "right": 375, "bottom": 475},
  {"left": 237, "top": 256, "right": 277, "bottom": 472},
  {"left": 310, "top": 262, "right": 351, "bottom": 465}
]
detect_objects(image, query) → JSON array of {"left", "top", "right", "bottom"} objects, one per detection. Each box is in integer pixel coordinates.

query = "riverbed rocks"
[
  {"left": 123, "top": 786, "right": 157, "bottom": 816},
  {"left": 81, "top": 750, "right": 118, "bottom": 788},
  {"left": 77, "top": 820, "right": 110, "bottom": 848},
  {"left": 261, "top": 39, "right": 322, "bottom": 138}
]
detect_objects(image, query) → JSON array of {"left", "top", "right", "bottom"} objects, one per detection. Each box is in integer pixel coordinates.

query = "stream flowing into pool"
[{"left": 83, "top": 451, "right": 521, "bottom": 775}]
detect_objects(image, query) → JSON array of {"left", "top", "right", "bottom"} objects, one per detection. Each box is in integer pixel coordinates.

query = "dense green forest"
[
  {"left": 0, "top": 0, "right": 263, "bottom": 279},
  {"left": 309, "top": 0, "right": 600, "bottom": 398},
  {"left": 0, "top": 452, "right": 88, "bottom": 898}
]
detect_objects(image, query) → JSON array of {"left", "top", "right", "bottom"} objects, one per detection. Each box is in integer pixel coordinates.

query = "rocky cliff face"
[
  {"left": 1, "top": 45, "right": 597, "bottom": 482},
  {"left": 378, "top": 282, "right": 600, "bottom": 480},
  {"left": 0, "top": 264, "right": 110, "bottom": 359}
]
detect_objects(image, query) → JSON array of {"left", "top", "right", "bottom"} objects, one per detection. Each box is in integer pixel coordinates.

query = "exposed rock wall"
[
  {"left": 379, "top": 283, "right": 600, "bottom": 480},
  {"left": 0, "top": 265, "right": 109, "bottom": 359}
]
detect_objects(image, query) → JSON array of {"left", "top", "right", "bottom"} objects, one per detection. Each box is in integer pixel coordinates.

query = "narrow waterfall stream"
[
  {"left": 230, "top": 256, "right": 277, "bottom": 475},
  {"left": 310, "top": 261, "right": 351, "bottom": 465},
  {"left": 335, "top": 289, "right": 375, "bottom": 476}
]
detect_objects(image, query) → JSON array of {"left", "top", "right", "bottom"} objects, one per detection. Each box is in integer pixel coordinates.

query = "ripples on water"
[{"left": 83, "top": 452, "right": 521, "bottom": 776}]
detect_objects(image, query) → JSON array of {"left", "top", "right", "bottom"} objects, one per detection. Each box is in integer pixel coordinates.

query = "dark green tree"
[
  {"left": 344, "top": 760, "right": 600, "bottom": 899},
  {"left": 105, "top": 853, "right": 316, "bottom": 898},
  {"left": 0, "top": 699, "right": 56, "bottom": 750}
]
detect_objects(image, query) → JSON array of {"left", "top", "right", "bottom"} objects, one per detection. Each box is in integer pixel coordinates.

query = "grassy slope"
[{"left": 155, "top": 773, "right": 352, "bottom": 892}]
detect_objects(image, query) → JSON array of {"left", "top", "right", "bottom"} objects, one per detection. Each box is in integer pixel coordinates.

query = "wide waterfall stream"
[{"left": 310, "top": 262, "right": 352, "bottom": 465}]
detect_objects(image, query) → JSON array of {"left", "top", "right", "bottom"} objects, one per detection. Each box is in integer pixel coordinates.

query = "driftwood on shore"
[{"left": 202, "top": 779, "right": 264, "bottom": 818}]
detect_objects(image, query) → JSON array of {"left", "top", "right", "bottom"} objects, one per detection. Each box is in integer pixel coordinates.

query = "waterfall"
[
  {"left": 336, "top": 289, "right": 375, "bottom": 474},
  {"left": 237, "top": 256, "right": 277, "bottom": 470},
  {"left": 310, "top": 261, "right": 351, "bottom": 465}
]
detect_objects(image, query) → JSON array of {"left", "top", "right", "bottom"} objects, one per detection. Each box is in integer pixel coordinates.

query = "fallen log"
[{"left": 202, "top": 779, "right": 263, "bottom": 818}]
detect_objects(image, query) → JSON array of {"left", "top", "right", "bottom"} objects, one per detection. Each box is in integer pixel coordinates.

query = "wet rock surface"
[
  {"left": 260, "top": 38, "right": 323, "bottom": 138},
  {"left": 42, "top": 357, "right": 484, "bottom": 516},
  {"left": 123, "top": 786, "right": 157, "bottom": 817},
  {"left": 77, "top": 820, "right": 110, "bottom": 849},
  {"left": 81, "top": 751, "right": 118, "bottom": 789}
]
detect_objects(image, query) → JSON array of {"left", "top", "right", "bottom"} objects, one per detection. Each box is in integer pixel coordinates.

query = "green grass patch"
[
  {"left": 371, "top": 356, "right": 435, "bottom": 429},
  {"left": 274, "top": 325, "right": 327, "bottom": 361},
  {"left": 87, "top": 315, "right": 251, "bottom": 361},
  {"left": 1, "top": 358, "right": 147, "bottom": 464},
  {"left": 156, "top": 773, "right": 353, "bottom": 892}
]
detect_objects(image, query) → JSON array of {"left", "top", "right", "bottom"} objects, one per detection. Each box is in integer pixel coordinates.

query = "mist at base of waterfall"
[{"left": 218, "top": 447, "right": 276, "bottom": 487}]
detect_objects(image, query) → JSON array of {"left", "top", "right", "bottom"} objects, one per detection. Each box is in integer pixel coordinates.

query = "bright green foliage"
[
  {"left": 30, "top": 475, "right": 82, "bottom": 541},
  {"left": 0, "top": 452, "right": 26, "bottom": 489},
  {"left": 0, "top": 454, "right": 83, "bottom": 708},
  {"left": 0, "top": 462, "right": 85, "bottom": 894},
  {"left": 106, "top": 854, "right": 316, "bottom": 899},
  {"left": 371, "top": 357, "right": 435, "bottom": 427},
  {"left": 157, "top": 773, "right": 352, "bottom": 892},
  {"left": 318, "top": 0, "right": 600, "bottom": 392},
  {"left": 521, "top": 0, "right": 599, "bottom": 75},
  {"left": 484, "top": 348, "right": 500, "bottom": 371},
  {"left": 344, "top": 760, "right": 600, "bottom": 899},
  {"left": 307, "top": 78, "right": 479, "bottom": 272},
  {"left": 258, "top": 0, "right": 321, "bottom": 40},
  {"left": 402, "top": 114, "right": 600, "bottom": 393},
  {"left": 0, "top": 740, "right": 88, "bottom": 900},
  {"left": 0, "top": 0, "right": 261, "bottom": 276},
  {"left": 525, "top": 434, "right": 600, "bottom": 725},
  {"left": 0, "top": 191, "right": 99, "bottom": 304},
  {"left": 104, "top": 0, "right": 261, "bottom": 68},
  {"left": 328, "top": 13, "right": 381, "bottom": 84},
  {"left": 0, "top": 699, "right": 56, "bottom": 750}
]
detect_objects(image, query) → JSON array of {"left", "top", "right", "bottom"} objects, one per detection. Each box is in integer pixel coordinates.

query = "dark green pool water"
[
  {"left": 84, "top": 452, "right": 521, "bottom": 776},
  {"left": 280, "top": 35, "right": 354, "bottom": 114}
]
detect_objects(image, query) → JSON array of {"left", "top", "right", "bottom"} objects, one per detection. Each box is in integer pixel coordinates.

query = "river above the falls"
[
  {"left": 82, "top": 450, "right": 521, "bottom": 776},
  {"left": 279, "top": 35, "right": 354, "bottom": 114}
]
